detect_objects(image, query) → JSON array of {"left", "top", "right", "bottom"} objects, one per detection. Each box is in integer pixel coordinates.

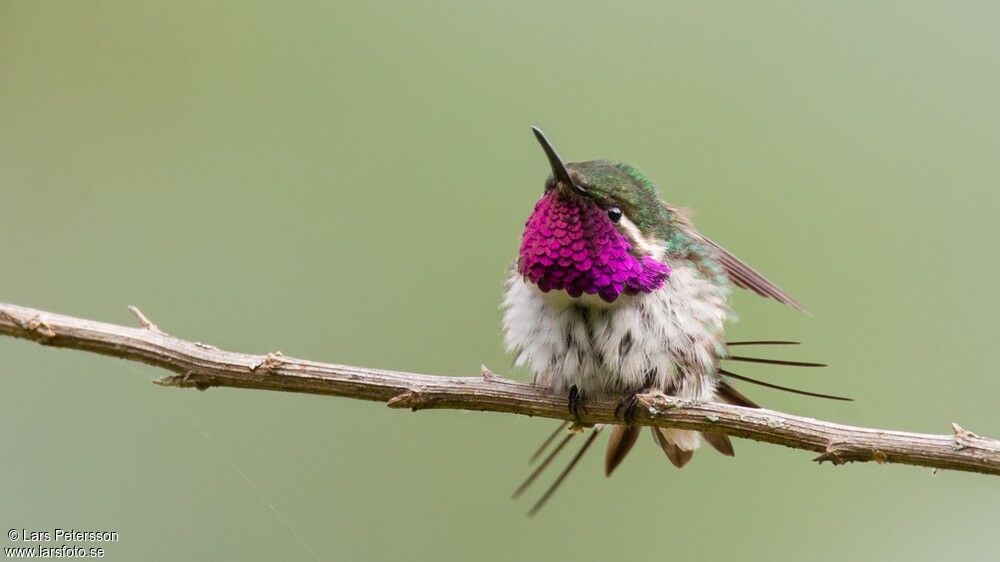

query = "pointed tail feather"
[
  {"left": 529, "top": 421, "right": 570, "bottom": 464},
  {"left": 651, "top": 427, "right": 699, "bottom": 469},
  {"left": 716, "top": 380, "right": 760, "bottom": 409},
  {"left": 720, "top": 368, "right": 853, "bottom": 401},
  {"left": 512, "top": 431, "right": 575, "bottom": 499},
  {"left": 604, "top": 425, "right": 640, "bottom": 476},
  {"left": 725, "top": 355, "right": 826, "bottom": 367},
  {"left": 726, "top": 340, "right": 800, "bottom": 346},
  {"left": 528, "top": 428, "right": 602, "bottom": 516},
  {"left": 701, "top": 432, "right": 735, "bottom": 457},
  {"left": 704, "top": 382, "right": 753, "bottom": 457}
]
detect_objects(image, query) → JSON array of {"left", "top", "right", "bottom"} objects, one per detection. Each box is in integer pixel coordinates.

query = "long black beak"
[{"left": 531, "top": 126, "right": 586, "bottom": 195}]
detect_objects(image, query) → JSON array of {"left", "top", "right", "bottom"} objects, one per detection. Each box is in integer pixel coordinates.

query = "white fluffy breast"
[{"left": 501, "top": 261, "right": 732, "bottom": 401}]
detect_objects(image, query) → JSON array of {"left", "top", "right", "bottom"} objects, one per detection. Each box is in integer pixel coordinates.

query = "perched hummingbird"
[{"left": 503, "top": 127, "right": 847, "bottom": 514}]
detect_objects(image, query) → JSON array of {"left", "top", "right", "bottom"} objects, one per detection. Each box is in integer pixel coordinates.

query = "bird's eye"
[{"left": 607, "top": 206, "right": 623, "bottom": 224}]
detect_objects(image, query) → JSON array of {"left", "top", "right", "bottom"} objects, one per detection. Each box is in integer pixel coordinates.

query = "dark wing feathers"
[
  {"left": 698, "top": 236, "right": 805, "bottom": 312},
  {"left": 604, "top": 425, "right": 640, "bottom": 476},
  {"left": 715, "top": 380, "right": 760, "bottom": 409}
]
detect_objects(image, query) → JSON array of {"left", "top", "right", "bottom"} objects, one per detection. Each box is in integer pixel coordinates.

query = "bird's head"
[{"left": 517, "top": 127, "right": 674, "bottom": 303}]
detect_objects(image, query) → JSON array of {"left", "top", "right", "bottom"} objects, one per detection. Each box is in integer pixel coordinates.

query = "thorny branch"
[{"left": 1, "top": 301, "right": 998, "bottom": 476}]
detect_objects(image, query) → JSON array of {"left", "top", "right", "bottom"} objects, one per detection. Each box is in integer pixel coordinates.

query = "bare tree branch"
[{"left": 1, "top": 301, "right": 998, "bottom": 475}]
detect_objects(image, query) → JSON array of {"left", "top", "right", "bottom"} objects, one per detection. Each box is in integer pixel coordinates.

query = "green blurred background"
[{"left": 2, "top": 2, "right": 999, "bottom": 560}]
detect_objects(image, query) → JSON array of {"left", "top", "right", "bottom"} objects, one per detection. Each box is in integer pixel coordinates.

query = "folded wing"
[{"left": 697, "top": 235, "right": 805, "bottom": 312}]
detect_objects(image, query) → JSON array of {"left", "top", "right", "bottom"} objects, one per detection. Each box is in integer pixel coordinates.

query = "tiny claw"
[
  {"left": 567, "top": 385, "right": 586, "bottom": 424},
  {"left": 614, "top": 390, "right": 644, "bottom": 425}
]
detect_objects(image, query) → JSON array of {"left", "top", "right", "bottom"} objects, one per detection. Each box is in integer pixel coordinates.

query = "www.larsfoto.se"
[{"left": 4, "top": 545, "right": 106, "bottom": 558}]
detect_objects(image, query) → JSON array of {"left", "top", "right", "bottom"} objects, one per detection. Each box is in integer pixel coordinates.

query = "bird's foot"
[
  {"left": 567, "top": 385, "right": 589, "bottom": 427},
  {"left": 614, "top": 389, "right": 646, "bottom": 426}
]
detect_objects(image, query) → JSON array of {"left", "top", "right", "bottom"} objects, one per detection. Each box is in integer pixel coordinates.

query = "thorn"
[
  {"left": 951, "top": 422, "right": 976, "bottom": 450},
  {"left": 153, "top": 371, "right": 210, "bottom": 391},
  {"left": 253, "top": 352, "right": 285, "bottom": 373},
  {"left": 152, "top": 375, "right": 179, "bottom": 387},
  {"left": 386, "top": 392, "right": 413, "bottom": 408},
  {"left": 481, "top": 365, "right": 501, "bottom": 382},
  {"left": 813, "top": 451, "right": 841, "bottom": 465},
  {"left": 0, "top": 310, "right": 54, "bottom": 340},
  {"left": 637, "top": 392, "right": 682, "bottom": 414},
  {"left": 183, "top": 370, "right": 210, "bottom": 391},
  {"left": 386, "top": 389, "right": 428, "bottom": 410},
  {"left": 813, "top": 445, "right": 846, "bottom": 465},
  {"left": 949, "top": 422, "right": 1000, "bottom": 452},
  {"left": 26, "top": 316, "right": 56, "bottom": 340},
  {"left": 128, "top": 305, "right": 166, "bottom": 335}
]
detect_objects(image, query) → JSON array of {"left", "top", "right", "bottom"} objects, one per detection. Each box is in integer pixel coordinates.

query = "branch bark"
[{"left": 1, "top": 301, "right": 998, "bottom": 475}]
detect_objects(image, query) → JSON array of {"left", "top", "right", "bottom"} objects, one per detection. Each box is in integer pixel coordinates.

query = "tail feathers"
[
  {"left": 701, "top": 432, "right": 735, "bottom": 457},
  {"left": 527, "top": 428, "right": 601, "bottom": 517},
  {"left": 716, "top": 380, "right": 760, "bottom": 409},
  {"left": 512, "top": 431, "right": 576, "bottom": 499},
  {"left": 660, "top": 427, "right": 701, "bottom": 450},
  {"left": 604, "top": 425, "right": 640, "bottom": 476},
  {"left": 529, "top": 421, "right": 570, "bottom": 464},
  {"left": 651, "top": 428, "right": 699, "bottom": 469}
]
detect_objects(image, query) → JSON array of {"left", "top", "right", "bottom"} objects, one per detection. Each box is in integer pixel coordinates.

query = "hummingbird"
[{"left": 503, "top": 127, "right": 848, "bottom": 515}]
